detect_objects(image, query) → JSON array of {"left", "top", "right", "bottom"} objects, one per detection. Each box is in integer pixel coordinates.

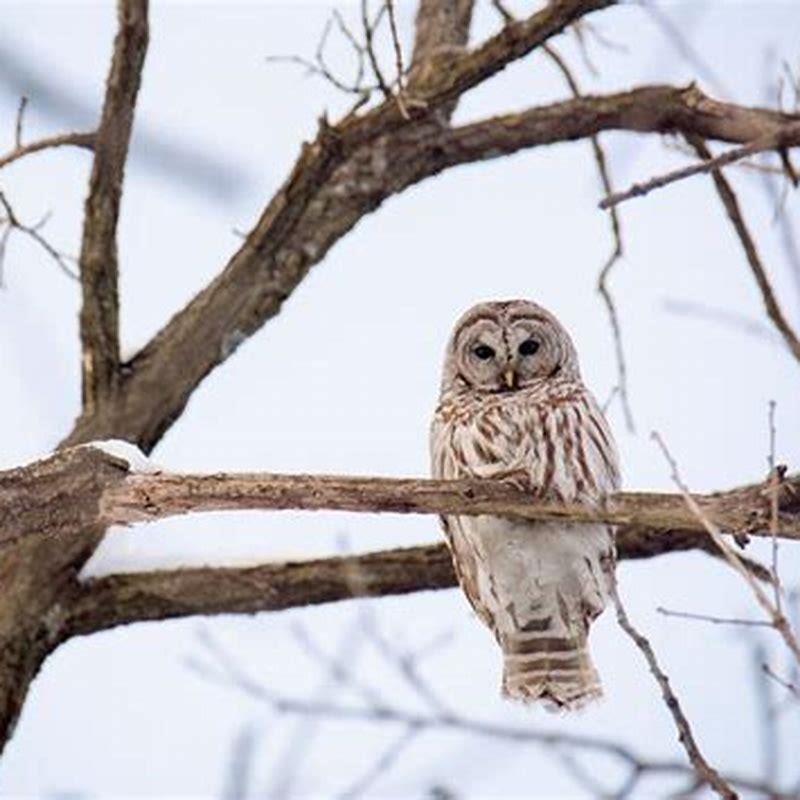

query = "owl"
[{"left": 430, "top": 300, "right": 620, "bottom": 710}]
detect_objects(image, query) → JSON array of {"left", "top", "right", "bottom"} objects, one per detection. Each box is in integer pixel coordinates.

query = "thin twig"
[
  {"left": 359, "top": 609, "right": 451, "bottom": 715},
  {"left": 657, "top": 607, "right": 772, "bottom": 627},
  {"left": 14, "top": 96, "right": 27, "bottom": 149},
  {"left": 0, "top": 189, "right": 79, "bottom": 281},
  {"left": 268, "top": 10, "right": 379, "bottom": 98},
  {"left": 490, "top": 0, "right": 514, "bottom": 25},
  {"left": 600, "top": 121, "right": 800, "bottom": 210},
  {"left": 337, "top": 725, "right": 419, "bottom": 799},
  {"left": 0, "top": 131, "right": 95, "bottom": 172},
  {"left": 385, "top": 0, "right": 409, "bottom": 119},
  {"left": 762, "top": 663, "right": 800, "bottom": 699},
  {"left": 749, "top": 641, "right": 779, "bottom": 785},
  {"left": 290, "top": 621, "right": 388, "bottom": 710},
  {"left": 542, "top": 42, "right": 634, "bottom": 431},
  {"left": 768, "top": 401, "right": 782, "bottom": 611},
  {"left": 652, "top": 431, "right": 800, "bottom": 666},
  {"left": 361, "top": 0, "right": 391, "bottom": 97},
  {"left": 685, "top": 135, "right": 800, "bottom": 365},
  {"left": 609, "top": 575, "right": 737, "bottom": 799},
  {"left": 663, "top": 137, "right": 787, "bottom": 176},
  {"left": 191, "top": 615, "right": 791, "bottom": 799}
]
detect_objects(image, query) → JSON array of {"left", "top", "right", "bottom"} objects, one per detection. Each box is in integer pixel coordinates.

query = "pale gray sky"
[{"left": 0, "top": 1, "right": 798, "bottom": 797}]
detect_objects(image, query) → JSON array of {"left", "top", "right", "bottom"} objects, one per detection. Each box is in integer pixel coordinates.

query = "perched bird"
[{"left": 430, "top": 300, "right": 620, "bottom": 709}]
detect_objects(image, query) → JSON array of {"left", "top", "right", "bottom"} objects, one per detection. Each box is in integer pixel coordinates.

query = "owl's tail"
[{"left": 500, "top": 633, "right": 601, "bottom": 711}]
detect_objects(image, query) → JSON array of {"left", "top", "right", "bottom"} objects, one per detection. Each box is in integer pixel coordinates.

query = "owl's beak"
[{"left": 503, "top": 367, "right": 517, "bottom": 389}]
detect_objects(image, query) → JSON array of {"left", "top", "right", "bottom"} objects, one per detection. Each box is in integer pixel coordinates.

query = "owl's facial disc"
[
  {"left": 458, "top": 320, "right": 568, "bottom": 392},
  {"left": 443, "top": 300, "right": 580, "bottom": 396}
]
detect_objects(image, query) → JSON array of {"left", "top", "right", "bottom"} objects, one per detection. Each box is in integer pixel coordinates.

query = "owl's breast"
[{"left": 431, "top": 387, "right": 619, "bottom": 503}]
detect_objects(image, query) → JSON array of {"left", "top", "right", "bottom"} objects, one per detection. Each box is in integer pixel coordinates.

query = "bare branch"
[
  {"left": 610, "top": 576, "right": 737, "bottom": 799},
  {"left": 600, "top": 121, "right": 800, "bottom": 209},
  {"left": 385, "top": 0, "right": 410, "bottom": 118},
  {"left": 338, "top": 726, "right": 419, "bottom": 799},
  {"left": 542, "top": 42, "right": 634, "bottom": 432},
  {"left": 0, "top": 189, "right": 79, "bottom": 281},
  {"left": 686, "top": 135, "right": 800, "bottom": 364},
  {"left": 762, "top": 663, "right": 800, "bottom": 700},
  {"left": 0, "top": 131, "right": 96, "bottom": 171},
  {"left": 361, "top": 0, "right": 391, "bottom": 97},
  {"left": 265, "top": 12, "right": 378, "bottom": 99},
  {"left": 0, "top": 95, "right": 94, "bottom": 171},
  {"left": 652, "top": 431, "right": 800, "bottom": 666},
  {"left": 13, "top": 96, "right": 27, "bottom": 149},
  {"left": 657, "top": 607, "right": 773, "bottom": 627},
  {"left": 93, "top": 468, "right": 800, "bottom": 545},
  {"left": 768, "top": 401, "right": 782, "bottom": 611},
  {"left": 78, "top": 0, "right": 149, "bottom": 411},
  {"left": 190, "top": 611, "right": 789, "bottom": 799},
  {"left": 59, "top": 83, "right": 800, "bottom": 451},
  {"left": 410, "top": 0, "right": 474, "bottom": 72}
]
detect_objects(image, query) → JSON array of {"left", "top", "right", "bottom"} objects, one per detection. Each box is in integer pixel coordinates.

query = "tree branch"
[
  {"left": 60, "top": 0, "right": 612, "bottom": 451},
  {"left": 61, "top": 83, "right": 800, "bottom": 452},
  {"left": 68, "top": 522, "right": 779, "bottom": 638},
  {"left": 78, "top": 0, "right": 149, "bottom": 412},
  {"left": 686, "top": 135, "right": 800, "bottom": 364},
  {"left": 94, "top": 469, "right": 800, "bottom": 542},
  {"left": 600, "top": 120, "right": 800, "bottom": 209},
  {"left": 0, "top": 131, "right": 95, "bottom": 171},
  {"left": 5, "top": 448, "right": 797, "bottom": 552},
  {"left": 409, "top": 0, "right": 474, "bottom": 79},
  {"left": 610, "top": 576, "right": 737, "bottom": 799},
  {"left": 0, "top": 444, "right": 793, "bottom": 638}
]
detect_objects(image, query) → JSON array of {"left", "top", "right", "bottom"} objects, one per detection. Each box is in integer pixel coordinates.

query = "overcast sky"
[{"left": 0, "top": 1, "right": 799, "bottom": 798}]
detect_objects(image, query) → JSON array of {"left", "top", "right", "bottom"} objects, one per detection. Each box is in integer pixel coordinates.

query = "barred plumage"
[{"left": 430, "top": 300, "right": 620, "bottom": 710}]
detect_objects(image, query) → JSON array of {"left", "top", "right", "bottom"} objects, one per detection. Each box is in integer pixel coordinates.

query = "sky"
[{"left": 0, "top": 1, "right": 799, "bottom": 797}]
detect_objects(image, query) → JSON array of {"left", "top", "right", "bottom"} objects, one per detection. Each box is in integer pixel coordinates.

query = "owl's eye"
[
  {"left": 518, "top": 339, "right": 540, "bottom": 356},
  {"left": 473, "top": 344, "right": 495, "bottom": 360}
]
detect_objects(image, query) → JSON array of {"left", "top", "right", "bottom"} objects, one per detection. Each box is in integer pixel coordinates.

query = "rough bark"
[
  {"left": 0, "top": 443, "right": 794, "bottom": 749},
  {"left": 0, "top": 449, "right": 128, "bottom": 751},
  {"left": 3, "top": 0, "right": 800, "bottom": 767},
  {"left": 0, "top": 0, "right": 148, "bottom": 756},
  {"left": 96, "top": 469, "right": 800, "bottom": 541},
  {"left": 65, "top": 527, "right": 769, "bottom": 638},
  {"left": 78, "top": 0, "right": 148, "bottom": 411},
  {"left": 60, "top": 82, "right": 800, "bottom": 453}
]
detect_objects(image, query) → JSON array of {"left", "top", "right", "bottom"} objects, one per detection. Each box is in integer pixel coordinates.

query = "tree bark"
[
  {"left": 3, "top": 0, "right": 800, "bottom": 767},
  {"left": 0, "top": 449, "right": 128, "bottom": 750},
  {"left": 0, "top": 444, "right": 796, "bottom": 751}
]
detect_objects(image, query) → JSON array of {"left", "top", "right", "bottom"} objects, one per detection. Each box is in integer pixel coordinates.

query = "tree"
[{"left": 1, "top": 1, "right": 799, "bottom": 796}]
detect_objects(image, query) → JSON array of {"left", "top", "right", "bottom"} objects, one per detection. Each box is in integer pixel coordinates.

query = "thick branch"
[
  {"left": 60, "top": 0, "right": 611, "bottom": 451},
  {"left": 0, "top": 445, "right": 779, "bottom": 632},
  {"left": 67, "top": 544, "right": 453, "bottom": 636},
  {"left": 67, "top": 520, "right": 779, "bottom": 636},
  {"left": 98, "top": 470, "right": 800, "bottom": 543},
  {"left": 410, "top": 0, "right": 474, "bottom": 74},
  {"left": 78, "top": 0, "right": 148, "bottom": 411},
  {"left": 61, "top": 83, "right": 800, "bottom": 452}
]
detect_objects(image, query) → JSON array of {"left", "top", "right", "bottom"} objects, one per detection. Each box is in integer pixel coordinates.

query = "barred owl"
[{"left": 430, "top": 300, "right": 620, "bottom": 710}]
